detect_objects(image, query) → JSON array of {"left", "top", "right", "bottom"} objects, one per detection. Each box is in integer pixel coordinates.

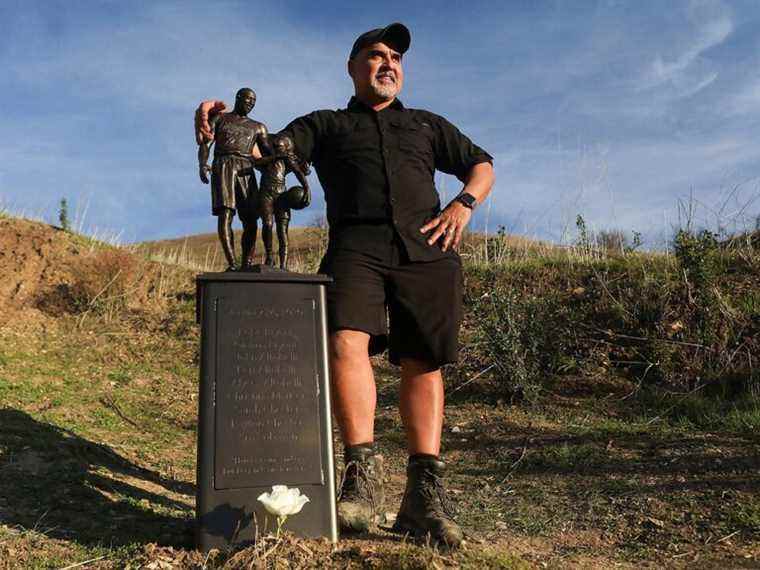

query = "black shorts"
[{"left": 318, "top": 234, "right": 463, "bottom": 368}]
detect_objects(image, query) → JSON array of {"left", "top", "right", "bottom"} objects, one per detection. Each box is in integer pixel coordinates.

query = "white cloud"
[
  {"left": 639, "top": 0, "right": 731, "bottom": 98},
  {"left": 480, "top": 133, "right": 760, "bottom": 245}
]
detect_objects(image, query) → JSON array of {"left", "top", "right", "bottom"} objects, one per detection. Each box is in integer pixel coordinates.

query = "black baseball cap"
[{"left": 349, "top": 22, "right": 411, "bottom": 59}]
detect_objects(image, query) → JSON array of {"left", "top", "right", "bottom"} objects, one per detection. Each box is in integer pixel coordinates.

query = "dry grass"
[{"left": 1, "top": 215, "right": 759, "bottom": 568}]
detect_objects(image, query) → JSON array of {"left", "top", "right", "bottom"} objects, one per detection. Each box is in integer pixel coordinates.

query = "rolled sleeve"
[{"left": 431, "top": 114, "right": 493, "bottom": 180}]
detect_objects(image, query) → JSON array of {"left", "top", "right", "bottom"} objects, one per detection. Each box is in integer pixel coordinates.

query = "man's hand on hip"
[
  {"left": 194, "top": 100, "right": 227, "bottom": 144},
  {"left": 419, "top": 202, "right": 472, "bottom": 252}
]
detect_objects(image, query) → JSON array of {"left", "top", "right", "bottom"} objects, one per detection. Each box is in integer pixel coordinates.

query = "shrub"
[
  {"left": 460, "top": 233, "right": 759, "bottom": 398},
  {"left": 58, "top": 198, "right": 71, "bottom": 232}
]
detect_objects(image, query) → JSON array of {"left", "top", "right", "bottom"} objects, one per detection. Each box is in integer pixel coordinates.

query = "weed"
[
  {"left": 58, "top": 197, "right": 71, "bottom": 232},
  {"left": 729, "top": 498, "right": 760, "bottom": 534}
]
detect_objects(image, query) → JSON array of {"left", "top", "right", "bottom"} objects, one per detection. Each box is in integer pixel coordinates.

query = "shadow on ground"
[{"left": 0, "top": 408, "right": 194, "bottom": 548}]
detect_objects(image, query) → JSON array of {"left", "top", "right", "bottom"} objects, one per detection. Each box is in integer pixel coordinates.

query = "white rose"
[{"left": 257, "top": 485, "right": 310, "bottom": 517}]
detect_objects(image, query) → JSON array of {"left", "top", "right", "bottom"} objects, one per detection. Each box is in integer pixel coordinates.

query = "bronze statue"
[
  {"left": 198, "top": 88, "right": 269, "bottom": 271},
  {"left": 250, "top": 133, "right": 311, "bottom": 269}
]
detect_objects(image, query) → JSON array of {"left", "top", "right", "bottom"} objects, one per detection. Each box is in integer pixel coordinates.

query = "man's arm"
[
  {"left": 419, "top": 161, "right": 495, "bottom": 252},
  {"left": 194, "top": 100, "right": 227, "bottom": 144},
  {"left": 419, "top": 113, "right": 495, "bottom": 252},
  {"left": 279, "top": 111, "right": 325, "bottom": 167}
]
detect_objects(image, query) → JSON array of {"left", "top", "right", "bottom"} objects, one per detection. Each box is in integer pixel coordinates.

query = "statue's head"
[
  {"left": 234, "top": 88, "right": 256, "bottom": 115},
  {"left": 272, "top": 133, "right": 295, "bottom": 154}
]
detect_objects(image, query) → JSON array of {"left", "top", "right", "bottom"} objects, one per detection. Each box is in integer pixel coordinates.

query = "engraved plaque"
[
  {"left": 195, "top": 271, "right": 338, "bottom": 551},
  {"left": 214, "top": 298, "right": 323, "bottom": 489}
]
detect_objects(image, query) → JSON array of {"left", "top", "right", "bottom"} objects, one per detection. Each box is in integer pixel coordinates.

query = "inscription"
[
  {"left": 215, "top": 297, "right": 323, "bottom": 489},
  {"left": 223, "top": 306, "right": 305, "bottom": 320},
  {"left": 221, "top": 455, "right": 309, "bottom": 476}
]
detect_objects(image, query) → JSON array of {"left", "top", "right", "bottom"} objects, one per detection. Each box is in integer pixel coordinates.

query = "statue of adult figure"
[{"left": 197, "top": 88, "right": 269, "bottom": 271}]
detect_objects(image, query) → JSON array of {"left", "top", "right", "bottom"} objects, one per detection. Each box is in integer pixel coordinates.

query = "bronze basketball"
[{"left": 283, "top": 186, "right": 308, "bottom": 210}]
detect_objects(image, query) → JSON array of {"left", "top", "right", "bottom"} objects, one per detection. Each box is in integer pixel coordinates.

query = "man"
[
  {"left": 196, "top": 23, "right": 494, "bottom": 547},
  {"left": 197, "top": 87, "right": 269, "bottom": 270}
]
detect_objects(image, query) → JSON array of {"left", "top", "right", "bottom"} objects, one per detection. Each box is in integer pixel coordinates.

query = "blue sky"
[{"left": 2, "top": 0, "right": 760, "bottom": 246}]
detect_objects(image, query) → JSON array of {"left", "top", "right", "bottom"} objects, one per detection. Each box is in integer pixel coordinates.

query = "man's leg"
[
  {"left": 394, "top": 361, "right": 462, "bottom": 547},
  {"left": 329, "top": 329, "right": 376, "bottom": 447},
  {"left": 399, "top": 358, "right": 444, "bottom": 455},
  {"left": 217, "top": 209, "right": 237, "bottom": 270},
  {"left": 387, "top": 254, "right": 464, "bottom": 547},
  {"left": 330, "top": 329, "right": 385, "bottom": 532}
]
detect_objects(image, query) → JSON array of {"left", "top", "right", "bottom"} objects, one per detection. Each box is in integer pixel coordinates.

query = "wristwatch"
[{"left": 453, "top": 192, "right": 477, "bottom": 210}]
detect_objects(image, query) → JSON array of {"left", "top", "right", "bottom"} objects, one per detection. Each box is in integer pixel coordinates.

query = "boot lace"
[
  {"left": 418, "top": 469, "right": 456, "bottom": 520},
  {"left": 338, "top": 459, "right": 378, "bottom": 512}
]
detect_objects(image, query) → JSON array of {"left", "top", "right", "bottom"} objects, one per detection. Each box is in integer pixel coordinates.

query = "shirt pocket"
[
  {"left": 389, "top": 119, "right": 434, "bottom": 170},
  {"left": 327, "top": 118, "right": 369, "bottom": 150}
]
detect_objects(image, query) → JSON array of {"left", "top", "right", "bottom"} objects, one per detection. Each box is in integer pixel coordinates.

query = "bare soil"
[{"left": 0, "top": 218, "right": 87, "bottom": 325}]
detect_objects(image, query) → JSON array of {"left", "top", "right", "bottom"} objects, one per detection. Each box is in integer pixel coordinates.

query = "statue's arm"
[
  {"left": 198, "top": 139, "right": 212, "bottom": 166},
  {"left": 197, "top": 115, "right": 218, "bottom": 184},
  {"left": 287, "top": 156, "right": 311, "bottom": 206},
  {"left": 255, "top": 123, "right": 274, "bottom": 158},
  {"left": 289, "top": 158, "right": 309, "bottom": 190},
  {"left": 252, "top": 155, "right": 278, "bottom": 167}
]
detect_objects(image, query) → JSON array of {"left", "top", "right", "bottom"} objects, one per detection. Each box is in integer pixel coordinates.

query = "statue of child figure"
[{"left": 252, "top": 133, "right": 311, "bottom": 269}]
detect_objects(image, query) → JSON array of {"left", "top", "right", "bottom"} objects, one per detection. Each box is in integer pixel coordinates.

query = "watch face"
[{"left": 458, "top": 193, "right": 476, "bottom": 208}]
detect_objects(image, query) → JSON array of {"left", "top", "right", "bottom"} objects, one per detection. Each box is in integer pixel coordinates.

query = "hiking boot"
[
  {"left": 337, "top": 444, "right": 385, "bottom": 532},
  {"left": 391, "top": 455, "right": 464, "bottom": 548}
]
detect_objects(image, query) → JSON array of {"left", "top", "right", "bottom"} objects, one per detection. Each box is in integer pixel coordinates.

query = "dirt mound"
[
  {"left": 0, "top": 218, "right": 89, "bottom": 323},
  {"left": 0, "top": 217, "right": 189, "bottom": 328}
]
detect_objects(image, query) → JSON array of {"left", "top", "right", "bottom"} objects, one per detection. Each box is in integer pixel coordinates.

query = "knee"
[
  {"left": 330, "top": 330, "right": 370, "bottom": 363},
  {"left": 400, "top": 357, "right": 440, "bottom": 377}
]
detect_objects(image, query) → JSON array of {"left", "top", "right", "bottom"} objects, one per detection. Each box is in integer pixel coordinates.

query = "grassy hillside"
[
  {"left": 137, "top": 226, "right": 328, "bottom": 273},
  {"left": 1, "top": 215, "right": 758, "bottom": 568}
]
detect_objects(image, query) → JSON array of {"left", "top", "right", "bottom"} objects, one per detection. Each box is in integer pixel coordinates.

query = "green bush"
[{"left": 460, "top": 230, "right": 759, "bottom": 398}]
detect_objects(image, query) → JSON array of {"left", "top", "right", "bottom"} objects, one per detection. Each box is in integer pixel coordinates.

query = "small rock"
[{"left": 451, "top": 426, "right": 462, "bottom": 433}]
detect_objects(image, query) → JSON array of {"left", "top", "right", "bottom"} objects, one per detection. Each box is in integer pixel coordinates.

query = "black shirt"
[{"left": 280, "top": 97, "right": 493, "bottom": 262}]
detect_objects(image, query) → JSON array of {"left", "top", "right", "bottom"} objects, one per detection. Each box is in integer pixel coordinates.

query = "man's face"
[
  {"left": 348, "top": 42, "right": 404, "bottom": 103},
  {"left": 237, "top": 91, "right": 256, "bottom": 114}
]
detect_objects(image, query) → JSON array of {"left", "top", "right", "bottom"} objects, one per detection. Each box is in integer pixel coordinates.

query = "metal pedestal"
[{"left": 195, "top": 270, "right": 337, "bottom": 551}]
